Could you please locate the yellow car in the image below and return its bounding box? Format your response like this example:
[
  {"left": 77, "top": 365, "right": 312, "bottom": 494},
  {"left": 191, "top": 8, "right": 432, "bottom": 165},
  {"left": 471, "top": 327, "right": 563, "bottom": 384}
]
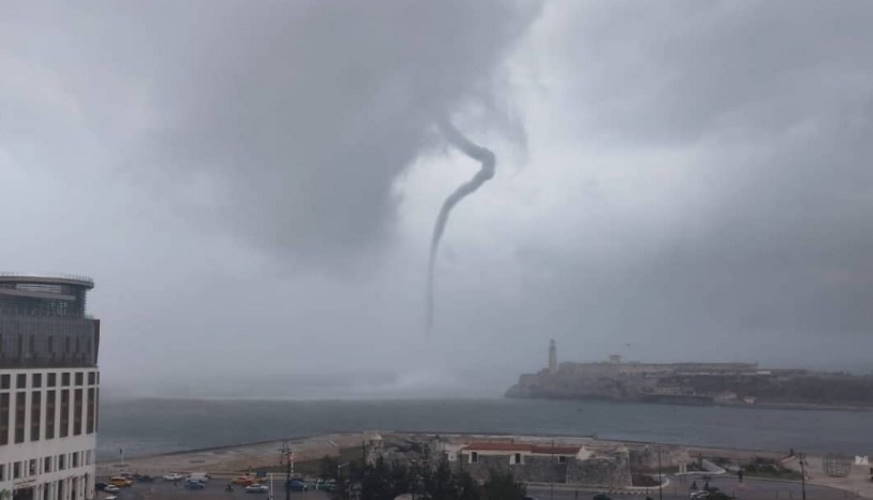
[{"left": 109, "top": 477, "right": 133, "bottom": 487}]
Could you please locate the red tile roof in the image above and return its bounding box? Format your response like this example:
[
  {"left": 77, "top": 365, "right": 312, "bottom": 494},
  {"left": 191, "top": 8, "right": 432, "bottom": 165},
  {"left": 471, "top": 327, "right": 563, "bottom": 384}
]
[{"left": 462, "top": 442, "right": 581, "bottom": 455}]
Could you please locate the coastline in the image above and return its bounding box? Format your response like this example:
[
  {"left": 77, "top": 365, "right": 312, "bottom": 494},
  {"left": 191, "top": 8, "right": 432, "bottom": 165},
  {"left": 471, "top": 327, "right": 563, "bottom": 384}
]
[
  {"left": 97, "top": 431, "right": 873, "bottom": 499},
  {"left": 506, "top": 394, "right": 873, "bottom": 412}
]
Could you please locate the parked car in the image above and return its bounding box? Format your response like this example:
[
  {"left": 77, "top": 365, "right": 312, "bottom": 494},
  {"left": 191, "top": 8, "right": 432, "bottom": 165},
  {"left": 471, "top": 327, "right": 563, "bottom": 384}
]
[
  {"left": 188, "top": 472, "right": 210, "bottom": 483},
  {"left": 163, "top": 472, "right": 185, "bottom": 481},
  {"left": 185, "top": 480, "right": 206, "bottom": 490},
  {"left": 690, "top": 491, "right": 734, "bottom": 500},
  {"left": 103, "top": 485, "right": 120, "bottom": 494},
  {"left": 109, "top": 477, "right": 133, "bottom": 487},
  {"left": 104, "top": 496, "right": 117, "bottom": 500},
  {"left": 95, "top": 482, "right": 107, "bottom": 491},
  {"left": 245, "top": 484, "right": 269, "bottom": 494},
  {"left": 233, "top": 476, "right": 257, "bottom": 486},
  {"left": 316, "top": 479, "right": 336, "bottom": 491},
  {"left": 286, "top": 479, "right": 307, "bottom": 492}
]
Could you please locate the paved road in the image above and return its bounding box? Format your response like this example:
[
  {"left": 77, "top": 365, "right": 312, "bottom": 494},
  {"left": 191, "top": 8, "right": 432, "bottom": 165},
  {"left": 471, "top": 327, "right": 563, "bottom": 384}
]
[
  {"left": 100, "top": 480, "right": 329, "bottom": 500},
  {"left": 99, "top": 475, "right": 860, "bottom": 500},
  {"left": 528, "top": 475, "right": 861, "bottom": 500}
]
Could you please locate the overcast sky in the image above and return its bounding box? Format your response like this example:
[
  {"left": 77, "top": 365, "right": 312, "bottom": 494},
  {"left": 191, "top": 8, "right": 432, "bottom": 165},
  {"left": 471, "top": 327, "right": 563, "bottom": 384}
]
[{"left": 2, "top": 1, "right": 872, "bottom": 397}]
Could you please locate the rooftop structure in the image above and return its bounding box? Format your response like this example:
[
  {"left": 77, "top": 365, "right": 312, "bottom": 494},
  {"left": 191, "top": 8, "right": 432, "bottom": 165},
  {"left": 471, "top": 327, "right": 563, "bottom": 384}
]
[
  {"left": 456, "top": 439, "right": 628, "bottom": 486},
  {"left": 0, "top": 274, "right": 94, "bottom": 320}
]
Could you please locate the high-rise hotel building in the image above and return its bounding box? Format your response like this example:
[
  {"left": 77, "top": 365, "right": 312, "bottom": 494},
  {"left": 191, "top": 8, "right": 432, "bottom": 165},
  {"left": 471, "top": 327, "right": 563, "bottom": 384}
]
[{"left": 0, "top": 275, "right": 99, "bottom": 500}]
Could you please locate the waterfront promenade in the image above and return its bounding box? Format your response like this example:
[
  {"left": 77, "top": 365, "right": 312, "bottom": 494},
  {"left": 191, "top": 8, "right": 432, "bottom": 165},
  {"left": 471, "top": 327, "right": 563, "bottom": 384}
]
[{"left": 98, "top": 432, "right": 873, "bottom": 499}]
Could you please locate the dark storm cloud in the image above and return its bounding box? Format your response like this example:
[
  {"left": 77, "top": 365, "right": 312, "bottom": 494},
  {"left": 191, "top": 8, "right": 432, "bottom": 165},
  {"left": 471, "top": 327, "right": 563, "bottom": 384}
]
[
  {"left": 543, "top": 1, "right": 873, "bottom": 351},
  {"left": 1, "top": 0, "right": 539, "bottom": 260},
  {"left": 565, "top": 1, "right": 873, "bottom": 144},
  {"left": 5, "top": 0, "right": 873, "bottom": 396}
]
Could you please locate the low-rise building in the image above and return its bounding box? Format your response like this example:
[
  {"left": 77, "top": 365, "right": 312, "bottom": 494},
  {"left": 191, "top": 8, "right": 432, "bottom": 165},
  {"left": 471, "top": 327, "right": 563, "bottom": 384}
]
[{"left": 456, "top": 441, "right": 631, "bottom": 487}]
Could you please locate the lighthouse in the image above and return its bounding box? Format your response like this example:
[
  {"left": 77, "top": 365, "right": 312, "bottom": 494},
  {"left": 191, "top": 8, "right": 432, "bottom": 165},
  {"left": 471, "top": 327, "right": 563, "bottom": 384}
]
[{"left": 548, "top": 339, "right": 557, "bottom": 374}]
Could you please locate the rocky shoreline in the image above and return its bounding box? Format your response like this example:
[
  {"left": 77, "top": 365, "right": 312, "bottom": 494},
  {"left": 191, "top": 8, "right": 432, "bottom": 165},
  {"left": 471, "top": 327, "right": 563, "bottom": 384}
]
[{"left": 505, "top": 393, "right": 873, "bottom": 412}]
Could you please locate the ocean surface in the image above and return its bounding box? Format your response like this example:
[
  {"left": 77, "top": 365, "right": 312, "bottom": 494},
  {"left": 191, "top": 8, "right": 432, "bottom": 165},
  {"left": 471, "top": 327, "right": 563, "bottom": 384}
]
[{"left": 97, "top": 397, "right": 873, "bottom": 461}]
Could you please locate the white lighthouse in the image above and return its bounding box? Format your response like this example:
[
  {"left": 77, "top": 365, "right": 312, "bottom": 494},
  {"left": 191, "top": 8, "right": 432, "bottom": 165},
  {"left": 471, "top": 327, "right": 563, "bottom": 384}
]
[{"left": 548, "top": 339, "right": 557, "bottom": 374}]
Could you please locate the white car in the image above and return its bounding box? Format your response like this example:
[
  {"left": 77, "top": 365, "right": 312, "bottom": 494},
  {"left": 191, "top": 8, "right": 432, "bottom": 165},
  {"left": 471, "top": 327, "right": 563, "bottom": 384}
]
[
  {"left": 103, "top": 485, "right": 120, "bottom": 493},
  {"left": 104, "top": 496, "right": 118, "bottom": 500},
  {"left": 245, "top": 484, "right": 269, "bottom": 494},
  {"left": 163, "top": 473, "right": 185, "bottom": 481}
]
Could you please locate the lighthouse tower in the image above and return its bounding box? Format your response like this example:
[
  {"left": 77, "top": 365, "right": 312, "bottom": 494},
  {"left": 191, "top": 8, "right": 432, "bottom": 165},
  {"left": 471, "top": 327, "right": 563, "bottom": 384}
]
[{"left": 548, "top": 339, "right": 557, "bottom": 374}]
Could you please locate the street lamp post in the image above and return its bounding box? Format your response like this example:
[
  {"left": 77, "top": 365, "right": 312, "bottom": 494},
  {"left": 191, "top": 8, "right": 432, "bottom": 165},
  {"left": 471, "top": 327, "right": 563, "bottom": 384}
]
[
  {"left": 550, "top": 440, "right": 555, "bottom": 500},
  {"left": 337, "top": 462, "right": 350, "bottom": 500},
  {"left": 657, "top": 447, "right": 663, "bottom": 500},
  {"left": 799, "top": 452, "right": 807, "bottom": 500},
  {"left": 279, "top": 441, "right": 292, "bottom": 500}
]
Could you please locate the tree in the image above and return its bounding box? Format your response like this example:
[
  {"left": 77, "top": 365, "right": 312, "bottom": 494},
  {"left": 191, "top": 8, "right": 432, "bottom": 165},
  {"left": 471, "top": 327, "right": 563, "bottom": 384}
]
[
  {"left": 425, "top": 459, "right": 458, "bottom": 500},
  {"left": 360, "top": 457, "right": 396, "bottom": 500},
  {"left": 455, "top": 470, "right": 481, "bottom": 500},
  {"left": 481, "top": 470, "right": 526, "bottom": 500},
  {"left": 320, "top": 455, "right": 339, "bottom": 480}
]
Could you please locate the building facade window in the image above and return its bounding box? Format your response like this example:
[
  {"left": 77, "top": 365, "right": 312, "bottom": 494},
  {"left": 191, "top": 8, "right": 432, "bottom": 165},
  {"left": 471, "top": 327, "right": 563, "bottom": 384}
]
[
  {"left": 46, "top": 389, "right": 56, "bottom": 439},
  {"left": 60, "top": 389, "right": 69, "bottom": 438},
  {"left": 74, "top": 373, "right": 83, "bottom": 386},
  {"left": 14, "top": 391, "right": 25, "bottom": 443},
  {"left": 0, "top": 392, "right": 9, "bottom": 445},
  {"left": 87, "top": 372, "right": 95, "bottom": 385},
  {"left": 58, "top": 454, "right": 65, "bottom": 470},
  {"left": 16, "top": 374, "right": 26, "bottom": 388},
  {"left": 44, "top": 456, "right": 52, "bottom": 473},
  {"left": 61, "top": 372, "right": 70, "bottom": 387},
  {"left": 86, "top": 388, "right": 95, "bottom": 434},
  {"left": 33, "top": 373, "right": 42, "bottom": 388},
  {"left": 13, "top": 461, "right": 20, "bottom": 479},
  {"left": 29, "top": 459, "right": 36, "bottom": 476},
  {"left": 471, "top": 452, "right": 479, "bottom": 463},
  {"left": 1, "top": 374, "right": 9, "bottom": 389},
  {"left": 94, "top": 388, "right": 99, "bottom": 431},
  {"left": 73, "top": 389, "right": 83, "bottom": 435},
  {"left": 47, "top": 373, "right": 56, "bottom": 387},
  {"left": 31, "top": 390, "right": 41, "bottom": 441}
]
